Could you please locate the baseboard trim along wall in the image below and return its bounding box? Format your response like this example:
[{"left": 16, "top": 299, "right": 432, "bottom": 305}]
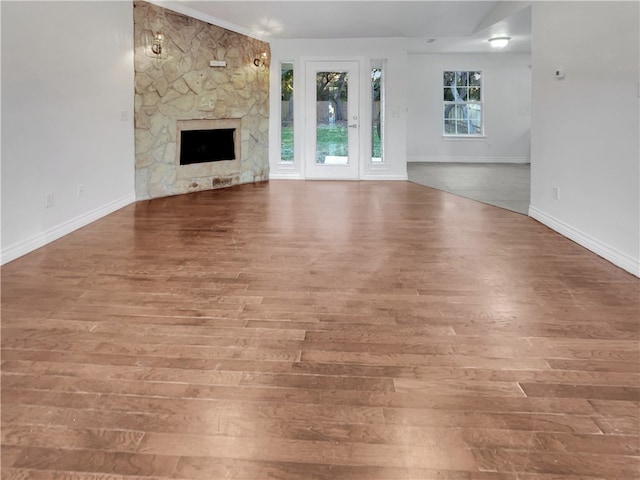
[
  {"left": 361, "top": 174, "right": 408, "bottom": 181},
  {"left": 269, "top": 174, "right": 409, "bottom": 181},
  {"left": 269, "top": 172, "right": 303, "bottom": 180},
  {"left": 1, "top": 193, "right": 136, "bottom": 265},
  {"left": 408, "top": 156, "right": 530, "bottom": 164},
  {"left": 529, "top": 206, "right": 640, "bottom": 277}
]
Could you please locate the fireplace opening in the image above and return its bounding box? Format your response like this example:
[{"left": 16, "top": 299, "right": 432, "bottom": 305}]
[{"left": 179, "top": 128, "right": 236, "bottom": 165}]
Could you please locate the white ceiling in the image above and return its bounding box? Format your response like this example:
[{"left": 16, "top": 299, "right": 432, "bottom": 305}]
[{"left": 155, "top": 0, "right": 531, "bottom": 53}]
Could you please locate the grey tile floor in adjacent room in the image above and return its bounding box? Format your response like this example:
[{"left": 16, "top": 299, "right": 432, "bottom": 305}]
[{"left": 408, "top": 162, "right": 531, "bottom": 215}]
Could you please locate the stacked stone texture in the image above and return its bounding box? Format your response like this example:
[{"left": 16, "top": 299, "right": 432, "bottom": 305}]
[{"left": 134, "top": 1, "right": 270, "bottom": 199}]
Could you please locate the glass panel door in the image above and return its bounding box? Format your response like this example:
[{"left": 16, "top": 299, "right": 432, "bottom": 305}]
[
  {"left": 305, "top": 61, "right": 359, "bottom": 179},
  {"left": 316, "top": 71, "right": 348, "bottom": 166}
]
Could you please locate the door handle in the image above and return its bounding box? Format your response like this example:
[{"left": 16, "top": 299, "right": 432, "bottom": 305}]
[{"left": 348, "top": 124, "right": 358, "bottom": 128}]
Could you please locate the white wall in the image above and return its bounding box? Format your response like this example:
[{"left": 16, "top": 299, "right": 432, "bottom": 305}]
[
  {"left": 269, "top": 37, "right": 408, "bottom": 180},
  {"left": 1, "top": 1, "right": 135, "bottom": 264},
  {"left": 529, "top": 1, "right": 639, "bottom": 276},
  {"left": 407, "top": 53, "right": 531, "bottom": 163}
]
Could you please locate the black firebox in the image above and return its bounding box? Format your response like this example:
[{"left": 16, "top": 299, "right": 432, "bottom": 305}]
[{"left": 179, "top": 128, "right": 235, "bottom": 165}]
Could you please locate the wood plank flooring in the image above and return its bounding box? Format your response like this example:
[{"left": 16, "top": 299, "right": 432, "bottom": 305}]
[{"left": 1, "top": 180, "right": 638, "bottom": 480}]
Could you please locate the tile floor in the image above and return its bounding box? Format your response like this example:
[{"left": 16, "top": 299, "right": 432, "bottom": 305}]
[{"left": 408, "top": 162, "right": 531, "bottom": 215}]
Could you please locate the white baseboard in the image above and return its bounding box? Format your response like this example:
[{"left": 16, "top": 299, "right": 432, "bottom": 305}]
[
  {"left": 1, "top": 193, "right": 136, "bottom": 265},
  {"left": 270, "top": 173, "right": 408, "bottom": 181},
  {"left": 529, "top": 206, "right": 640, "bottom": 277},
  {"left": 409, "top": 155, "right": 530, "bottom": 164},
  {"left": 361, "top": 174, "right": 408, "bottom": 181},
  {"left": 269, "top": 172, "right": 303, "bottom": 180}
]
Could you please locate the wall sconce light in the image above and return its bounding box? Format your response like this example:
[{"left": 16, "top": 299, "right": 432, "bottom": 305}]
[
  {"left": 144, "top": 30, "right": 168, "bottom": 59},
  {"left": 151, "top": 32, "right": 164, "bottom": 55},
  {"left": 253, "top": 51, "right": 268, "bottom": 67},
  {"left": 488, "top": 36, "right": 511, "bottom": 48}
]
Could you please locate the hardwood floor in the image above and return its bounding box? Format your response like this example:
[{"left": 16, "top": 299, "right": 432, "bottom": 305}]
[{"left": 2, "top": 180, "right": 638, "bottom": 480}]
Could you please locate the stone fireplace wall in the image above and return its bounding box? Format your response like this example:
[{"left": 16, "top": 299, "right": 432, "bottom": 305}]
[{"left": 133, "top": 1, "right": 269, "bottom": 199}]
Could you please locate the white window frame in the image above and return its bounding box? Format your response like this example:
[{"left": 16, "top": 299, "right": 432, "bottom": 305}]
[
  {"left": 280, "top": 61, "right": 295, "bottom": 163},
  {"left": 371, "top": 60, "right": 385, "bottom": 164},
  {"left": 443, "top": 70, "right": 484, "bottom": 137}
]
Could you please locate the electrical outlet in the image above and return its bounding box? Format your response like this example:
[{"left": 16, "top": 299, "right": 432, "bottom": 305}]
[
  {"left": 552, "top": 187, "right": 560, "bottom": 200},
  {"left": 77, "top": 184, "right": 84, "bottom": 197},
  {"left": 45, "top": 193, "right": 54, "bottom": 208}
]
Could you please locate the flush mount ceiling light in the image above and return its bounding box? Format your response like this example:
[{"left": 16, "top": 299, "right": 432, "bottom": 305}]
[{"left": 488, "top": 36, "right": 511, "bottom": 48}]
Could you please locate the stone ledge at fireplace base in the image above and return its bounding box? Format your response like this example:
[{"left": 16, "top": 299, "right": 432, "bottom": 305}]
[{"left": 184, "top": 175, "right": 240, "bottom": 192}]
